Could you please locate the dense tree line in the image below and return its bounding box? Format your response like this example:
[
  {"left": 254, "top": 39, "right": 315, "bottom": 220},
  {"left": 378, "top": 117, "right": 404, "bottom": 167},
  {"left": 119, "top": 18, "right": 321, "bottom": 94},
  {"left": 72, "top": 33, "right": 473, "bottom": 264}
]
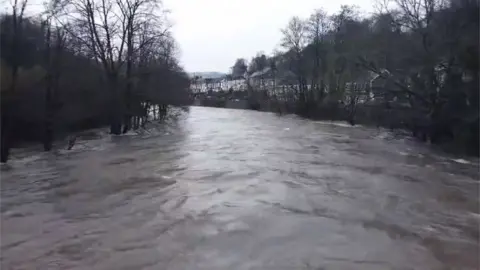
[
  {"left": 232, "top": 0, "right": 479, "bottom": 155},
  {"left": 0, "top": 0, "right": 191, "bottom": 162}
]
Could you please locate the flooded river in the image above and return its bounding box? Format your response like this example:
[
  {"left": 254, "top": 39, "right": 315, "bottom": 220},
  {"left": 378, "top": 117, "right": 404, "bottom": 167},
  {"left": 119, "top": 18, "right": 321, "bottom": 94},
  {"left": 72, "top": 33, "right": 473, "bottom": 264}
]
[{"left": 1, "top": 107, "right": 479, "bottom": 270}]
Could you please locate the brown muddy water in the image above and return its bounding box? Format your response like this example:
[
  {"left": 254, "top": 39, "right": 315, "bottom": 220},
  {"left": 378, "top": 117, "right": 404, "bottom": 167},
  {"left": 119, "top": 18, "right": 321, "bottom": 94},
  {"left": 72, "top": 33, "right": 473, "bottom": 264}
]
[{"left": 1, "top": 106, "right": 479, "bottom": 270}]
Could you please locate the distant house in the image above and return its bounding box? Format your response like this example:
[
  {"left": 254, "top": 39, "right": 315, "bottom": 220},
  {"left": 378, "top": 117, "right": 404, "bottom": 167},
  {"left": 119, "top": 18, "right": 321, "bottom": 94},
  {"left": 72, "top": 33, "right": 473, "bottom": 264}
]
[
  {"left": 231, "top": 73, "right": 246, "bottom": 80},
  {"left": 249, "top": 67, "right": 273, "bottom": 88},
  {"left": 248, "top": 67, "right": 297, "bottom": 89},
  {"left": 369, "top": 69, "right": 396, "bottom": 101}
]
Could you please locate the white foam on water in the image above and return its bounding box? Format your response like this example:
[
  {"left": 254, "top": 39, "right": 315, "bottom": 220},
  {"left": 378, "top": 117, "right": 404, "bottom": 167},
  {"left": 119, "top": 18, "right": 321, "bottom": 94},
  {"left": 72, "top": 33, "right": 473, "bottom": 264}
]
[
  {"left": 123, "top": 131, "right": 139, "bottom": 136},
  {"left": 452, "top": 158, "right": 470, "bottom": 164},
  {"left": 315, "top": 121, "right": 357, "bottom": 128},
  {"left": 376, "top": 132, "right": 389, "bottom": 139},
  {"left": 332, "top": 122, "right": 355, "bottom": 128},
  {"left": 11, "top": 154, "right": 44, "bottom": 164},
  {"left": 469, "top": 212, "right": 480, "bottom": 220}
]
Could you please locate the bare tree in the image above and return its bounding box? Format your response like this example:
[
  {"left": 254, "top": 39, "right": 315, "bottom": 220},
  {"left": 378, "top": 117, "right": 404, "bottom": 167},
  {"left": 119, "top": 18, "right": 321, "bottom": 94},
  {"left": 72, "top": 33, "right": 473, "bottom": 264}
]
[
  {"left": 56, "top": 0, "right": 168, "bottom": 134},
  {"left": 281, "top": 16, "right": 306, "bottom": 56},
  {"left": 305, "top": 8, "right": 331, "bottom": 100},
  {"left": 359, "top": 0, "right": 471, "bottom": 141},
  {"left": 41, "top": 0, "right": 67, "bottom": 151},
  {"left": 280, "top": 16, "right": 308, "bottom": 102},
  {"left": 59, "top": 0, "right": 129, "bottom": 134},
  {"left": 8, "top": 0, "right": 29, "bottom": 94},
  {"left": 117, "top": 0, "right": 167, "bottom": 132},
  {"left": 1, "top": 0, "right": 29, "bottom": 162}
]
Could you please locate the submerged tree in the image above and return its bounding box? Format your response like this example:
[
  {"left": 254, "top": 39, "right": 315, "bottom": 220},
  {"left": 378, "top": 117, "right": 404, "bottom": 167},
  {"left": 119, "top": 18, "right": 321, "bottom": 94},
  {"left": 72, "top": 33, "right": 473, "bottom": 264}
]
[
  {"left": 1, "top": 0, "right": 29, "bottom": 162},
  {"left": 0, "top": 0, "right": 190, "bottom": 162}
]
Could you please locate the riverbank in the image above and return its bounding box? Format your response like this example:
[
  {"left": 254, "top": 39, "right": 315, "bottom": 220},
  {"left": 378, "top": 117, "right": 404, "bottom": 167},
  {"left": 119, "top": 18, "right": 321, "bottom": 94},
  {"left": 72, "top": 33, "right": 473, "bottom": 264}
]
[
  {"left": 1, "top": 106, "right": 190, "bottom": 161},
  {"left": 193, "top": 93, "right": 479, "bottom": 157}
]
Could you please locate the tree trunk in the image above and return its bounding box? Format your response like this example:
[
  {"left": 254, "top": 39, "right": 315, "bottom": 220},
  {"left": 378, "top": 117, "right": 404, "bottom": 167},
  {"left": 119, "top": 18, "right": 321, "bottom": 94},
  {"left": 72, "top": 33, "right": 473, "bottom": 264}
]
[
  {"left": 152, "top": 104, "right": 157, "bottom": 120},
  {"left": 1, "top": 133, "right": 11, "bottom": 163},
  {"left": 1, "top": 100, "right": 12, "bottom": 163},
  {"left": 1, "top": 69, "right": 19, "bottom": 163},
  {"left": 44, "top": 25, "right": 54, "bottom": 151},
  {"left": 133, "top": 116, "right": 140, "bottom": 130},
  {"left": 141, "top": 102, "right": 150, "bottom": 128},
  {"left": 123, "top": 23, "right": 134, "bottom": 134},
  {"left": 122, "top": 96, "right": 132, "bottom": 134},
  {"left": 109, "top": 73, "right": 122, "bottom": 135},
  {"left": 111, "top": 112, "right": 122, "bottom": 134}
]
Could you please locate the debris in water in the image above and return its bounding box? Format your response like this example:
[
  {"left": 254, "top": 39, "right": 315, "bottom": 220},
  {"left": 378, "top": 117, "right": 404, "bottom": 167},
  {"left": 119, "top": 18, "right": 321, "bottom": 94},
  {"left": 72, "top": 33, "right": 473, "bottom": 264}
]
[{"left": 67, "top": 135, "right": 77, "bottom": 150}]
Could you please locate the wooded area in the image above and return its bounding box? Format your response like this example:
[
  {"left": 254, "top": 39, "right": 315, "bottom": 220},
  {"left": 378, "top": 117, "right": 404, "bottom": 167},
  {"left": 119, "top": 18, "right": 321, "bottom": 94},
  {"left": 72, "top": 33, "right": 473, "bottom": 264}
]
[
  {"left": 1, "top": 0, "right": 191, "bottom": 162},
  {"left": 231, "top": 0, "right": 479, "bottom": 155}
]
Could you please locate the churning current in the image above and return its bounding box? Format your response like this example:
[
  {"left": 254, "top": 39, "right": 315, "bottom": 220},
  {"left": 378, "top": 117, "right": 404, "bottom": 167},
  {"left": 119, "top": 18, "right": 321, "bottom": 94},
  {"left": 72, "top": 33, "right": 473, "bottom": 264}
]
[{"left": 1, "top": 106, "right": 479, "bottom": 270}]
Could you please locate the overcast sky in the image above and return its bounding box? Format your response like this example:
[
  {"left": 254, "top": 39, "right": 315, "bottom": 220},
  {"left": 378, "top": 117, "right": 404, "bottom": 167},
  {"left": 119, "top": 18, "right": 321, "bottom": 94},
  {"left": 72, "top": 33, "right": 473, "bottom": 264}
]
[
  {"left": 2, "top": 0, "right": 375, "bottom": 73},
  {"left": 163, "top": 0, "right": 375, "bottom": 73}
]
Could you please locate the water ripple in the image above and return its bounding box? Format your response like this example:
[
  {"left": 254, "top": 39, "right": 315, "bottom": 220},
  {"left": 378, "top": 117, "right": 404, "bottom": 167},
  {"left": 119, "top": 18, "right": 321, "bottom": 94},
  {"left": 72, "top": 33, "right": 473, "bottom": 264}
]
[{"left": 1, "top": 106, "right": 478, "bottom": 270}]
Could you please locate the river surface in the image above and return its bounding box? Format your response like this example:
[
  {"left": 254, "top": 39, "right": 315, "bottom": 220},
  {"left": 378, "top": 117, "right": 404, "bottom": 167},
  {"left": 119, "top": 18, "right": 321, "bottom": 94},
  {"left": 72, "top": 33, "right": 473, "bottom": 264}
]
[{"left": 1, "top": 107, "right": 479, "bottom": 270}]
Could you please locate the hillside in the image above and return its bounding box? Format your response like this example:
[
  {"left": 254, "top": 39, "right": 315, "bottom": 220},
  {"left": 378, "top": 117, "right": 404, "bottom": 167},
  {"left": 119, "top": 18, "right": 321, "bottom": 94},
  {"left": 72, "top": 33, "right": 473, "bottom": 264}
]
[{"left": 189, "top": 72, "right": 226, "bottom": 79}]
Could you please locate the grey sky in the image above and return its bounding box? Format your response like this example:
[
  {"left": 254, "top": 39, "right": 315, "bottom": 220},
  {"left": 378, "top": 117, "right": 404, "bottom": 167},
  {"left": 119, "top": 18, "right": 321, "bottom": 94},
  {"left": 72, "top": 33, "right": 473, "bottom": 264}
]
[
  {"left": 1, "top": 0, "right": 375, "bottom": 73},
  {"left": 164, "top": 0, "right": 375, "bottom": 73}
]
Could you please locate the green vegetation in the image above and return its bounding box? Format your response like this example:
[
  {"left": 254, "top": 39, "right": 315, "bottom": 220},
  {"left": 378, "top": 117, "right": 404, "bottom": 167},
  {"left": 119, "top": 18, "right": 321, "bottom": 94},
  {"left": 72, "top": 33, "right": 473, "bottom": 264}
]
[{"left": 1, "top": 0, "right": 191, "bottom": 162}]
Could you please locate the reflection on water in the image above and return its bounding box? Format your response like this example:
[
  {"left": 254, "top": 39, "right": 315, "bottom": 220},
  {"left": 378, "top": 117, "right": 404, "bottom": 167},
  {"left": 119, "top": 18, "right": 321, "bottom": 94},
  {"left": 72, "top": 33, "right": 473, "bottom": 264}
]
[{"left": 1, "top": 106, "right": 479, "bottom": 270}]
